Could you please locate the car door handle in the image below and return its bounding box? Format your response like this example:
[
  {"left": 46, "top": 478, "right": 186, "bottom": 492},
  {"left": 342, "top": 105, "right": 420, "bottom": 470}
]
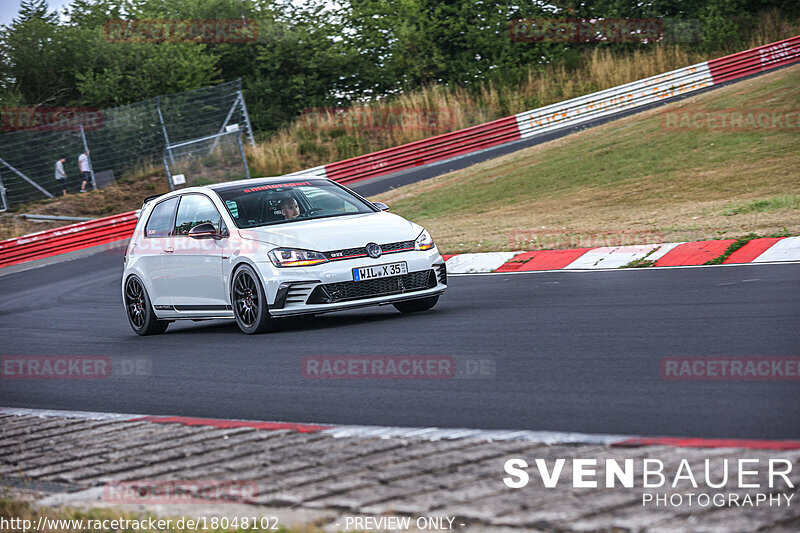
[{"left": 164, "top": 247, "right": 174, "bottom": 253}]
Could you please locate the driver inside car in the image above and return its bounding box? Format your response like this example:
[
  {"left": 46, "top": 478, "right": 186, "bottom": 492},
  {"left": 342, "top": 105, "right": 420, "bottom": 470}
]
[{"left": 280, "top": 197, "right": 300, "bottom": 220}]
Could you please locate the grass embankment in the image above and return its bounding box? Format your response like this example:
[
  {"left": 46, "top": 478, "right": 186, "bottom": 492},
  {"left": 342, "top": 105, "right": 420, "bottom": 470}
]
[{"left": 373, "top": 63, "right": 800, "bottom": 253}]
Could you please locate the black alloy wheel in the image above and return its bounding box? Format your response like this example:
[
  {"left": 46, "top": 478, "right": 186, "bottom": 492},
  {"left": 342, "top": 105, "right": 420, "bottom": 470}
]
[
  {"left": 124, "top": 276, "right": 168, "bottom": 335},
  {"left": 232, "top": 265, "right": 272, "bottom": 334}
]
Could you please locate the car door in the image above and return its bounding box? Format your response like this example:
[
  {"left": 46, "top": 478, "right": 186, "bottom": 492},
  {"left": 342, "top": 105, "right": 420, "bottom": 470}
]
[
  {"left": 136, "top": 197, "right": 178, "bottom": 309},
  {"left": 162, "top": 193, "right": 229, "bottom": 312}
]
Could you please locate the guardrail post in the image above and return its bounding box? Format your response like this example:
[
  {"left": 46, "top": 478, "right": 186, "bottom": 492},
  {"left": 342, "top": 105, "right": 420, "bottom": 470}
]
[
  {"left": 79, "top": 125, "right": 97, "bottom": 191},
  {"left": 0, "top": 173, "right": 8, "bottom": 212},
  {"left": 238, "top": 133, "right": 250, "bottom": 179},
  {"left": 156, "top": 96, "right": 174, "bottom": 164},
  {"left": 162, "top": 153, "right": 175, "bottom": 191},
  {"left": 218, "top": 92, "right": 241, "bottom": 136},
  {"left": 238, "top": 86, "right": 256, "bottom": 148}
]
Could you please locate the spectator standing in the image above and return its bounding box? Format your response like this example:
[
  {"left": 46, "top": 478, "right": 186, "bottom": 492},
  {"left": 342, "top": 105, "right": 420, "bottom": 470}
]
[
  {"left": 54, "top": 157, "right": 67, "bottom": 196},
  {"left": 78, "top": 150, "right": 91, "bottom": 192}
]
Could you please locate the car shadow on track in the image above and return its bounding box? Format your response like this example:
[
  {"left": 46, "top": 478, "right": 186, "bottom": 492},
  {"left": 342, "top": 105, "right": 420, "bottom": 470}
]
[{"left": 162, "top": 307, "right": 447, "bottom": 336}]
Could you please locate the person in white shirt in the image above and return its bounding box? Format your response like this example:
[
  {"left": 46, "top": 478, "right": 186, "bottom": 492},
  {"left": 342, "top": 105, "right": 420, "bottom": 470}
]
[
  {"left": 54, "top": 157, "right": 67, "bottom": 196},
  {"left": 78, "top": 150, "right": 91, "bottom": 192}
]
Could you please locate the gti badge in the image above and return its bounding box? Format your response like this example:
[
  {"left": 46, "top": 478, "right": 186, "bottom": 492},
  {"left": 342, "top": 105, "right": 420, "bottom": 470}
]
[{"left": 366, "top": 242, "right": 382, "bottom": 258}]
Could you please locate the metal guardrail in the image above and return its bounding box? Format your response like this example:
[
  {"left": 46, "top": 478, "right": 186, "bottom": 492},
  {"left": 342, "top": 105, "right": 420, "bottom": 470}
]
[
  {"left": 514, "top": 62, "right": 713, "bottom": 137},
  {"left": 290, "top": 35, "right": 800, "bottom": 185},
  {"left": 0, "top": 211, "right": 138, "bottom": 269}
]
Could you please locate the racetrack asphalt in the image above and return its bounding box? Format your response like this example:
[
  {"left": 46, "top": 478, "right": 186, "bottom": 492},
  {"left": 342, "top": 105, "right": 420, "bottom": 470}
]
[{"left": 1, "top": 251, "right": 798, "bottom": 440}]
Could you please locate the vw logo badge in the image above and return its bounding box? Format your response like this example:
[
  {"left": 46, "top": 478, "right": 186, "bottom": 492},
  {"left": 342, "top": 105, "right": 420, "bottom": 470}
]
[{"left": 366, "top": 242, "right": 382, "bottom": 258}]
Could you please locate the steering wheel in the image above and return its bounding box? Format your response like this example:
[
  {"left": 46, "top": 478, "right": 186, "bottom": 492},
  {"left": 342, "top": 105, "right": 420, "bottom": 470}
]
[{"left": 302, "top": 208, "right": 324, "bottom": 217}]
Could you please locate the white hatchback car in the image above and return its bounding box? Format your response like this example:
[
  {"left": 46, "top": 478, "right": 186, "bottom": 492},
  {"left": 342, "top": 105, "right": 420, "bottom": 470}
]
[{"left": 122, "top": 177, "right": 447, "bottom": 335}]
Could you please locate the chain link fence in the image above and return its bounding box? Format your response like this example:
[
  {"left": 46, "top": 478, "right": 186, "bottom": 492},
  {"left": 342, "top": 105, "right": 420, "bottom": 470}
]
[
  {"left": 164, "top": 128, "right": 249, "bottom": 189},
  {"left": 0, "top": 79, "right": 254, "bottom": 210}
]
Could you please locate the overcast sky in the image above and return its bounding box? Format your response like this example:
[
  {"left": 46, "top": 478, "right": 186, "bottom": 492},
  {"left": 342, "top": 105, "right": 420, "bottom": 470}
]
[{"left": 0, "top": 0, "right": 72, "bottom": 27}]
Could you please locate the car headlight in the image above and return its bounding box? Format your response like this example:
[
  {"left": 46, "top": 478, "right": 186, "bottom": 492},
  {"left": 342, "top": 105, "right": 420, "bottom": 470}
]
[
  {"left": 415, "top": 229, "right": 435, "bottom": 251},
  {"left": 268, "top": 248, "right": 329, "bottom": 267}
]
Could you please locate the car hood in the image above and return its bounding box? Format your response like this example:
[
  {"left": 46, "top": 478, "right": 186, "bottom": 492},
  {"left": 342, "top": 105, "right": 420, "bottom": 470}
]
[{"left": 236, "top": 212, "right": 421, "bottom": 251}]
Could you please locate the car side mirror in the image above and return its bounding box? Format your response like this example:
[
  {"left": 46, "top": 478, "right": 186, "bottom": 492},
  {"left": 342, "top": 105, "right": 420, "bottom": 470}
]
[
  {"left": 188, "top": 222, "right": 221, "bottom": 240},
  {"left": 373, "top": 202, "right": 390, "bottom": 211}
]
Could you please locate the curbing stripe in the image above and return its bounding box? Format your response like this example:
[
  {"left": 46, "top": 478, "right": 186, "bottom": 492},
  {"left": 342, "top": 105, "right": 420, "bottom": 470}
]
[
  {"left": 131, "top": 415, "right": 330, "bottom": 433},
  {"left": 565, "top": 244, "right": 663, "bottom": 270},
  {"left": 2, "top": 406, "right": 799, "bottom": 450},
  {"left": 494, "top": 248, "right": 592, "bottom": 272},
  {"left": 0, "top": 407, "right": 144, "bottom": 421},
  {"left": 443, "top": 251, "right": 521, "bottom": 273},
  {"left": 654, "top": 239, "right": 737, "bottom": 267},
  {"left": 320, "top": 425, "right": 629, "bottom": 445},
  {"left": 615, "top": 437, "right": 800, "bottom": 450},
  {"left": 752, "top": 236, "right": 800, "bottom": 263},
  {"left": 444, "top": 237, "right": 800, "bottom": 273},
  {"left": 723, "top": 237, "right": 783, "bottom": 264}
]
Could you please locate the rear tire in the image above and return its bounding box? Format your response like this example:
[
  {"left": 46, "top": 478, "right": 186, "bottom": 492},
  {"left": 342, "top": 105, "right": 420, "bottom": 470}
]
[
  {"left": 393, "top": 295, "right": 439, "bottom": 313},
  {"left": 232, "top": 265, "right": 272, "bottom": 334},
  {"left": 124, "top": 276, "right": 169, "bottom": 336}
]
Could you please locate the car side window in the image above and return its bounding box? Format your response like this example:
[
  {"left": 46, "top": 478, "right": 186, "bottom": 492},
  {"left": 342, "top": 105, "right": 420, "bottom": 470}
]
[
  {"left": 174, "top": 194, "right": 222, "bottom": 236},
  {"left": 144, "top": 197, "right": 178, "bottom": 238}
]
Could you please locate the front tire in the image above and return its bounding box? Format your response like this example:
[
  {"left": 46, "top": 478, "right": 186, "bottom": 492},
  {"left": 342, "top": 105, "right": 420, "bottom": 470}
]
[
  {"left": 232, "top": 265, "right": 272, "bottom": 334},
  {"left": 124, "top": 276, "right": 169, "bottom": 336},
  {"left": 393, "top": 295, "right": 439, "bottom": 313}
]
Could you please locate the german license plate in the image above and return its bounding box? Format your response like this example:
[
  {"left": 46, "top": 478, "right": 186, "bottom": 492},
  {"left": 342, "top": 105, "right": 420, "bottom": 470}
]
[{"left": 353, "top": 261, "right": 408, "bottom": 281}]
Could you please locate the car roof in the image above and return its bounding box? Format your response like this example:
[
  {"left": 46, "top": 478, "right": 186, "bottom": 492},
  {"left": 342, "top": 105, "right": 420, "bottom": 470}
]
[
  {"left": 208, "top": 176, "right": 327, "bottom": 192},
  {"left": 141, "top": 176, "right": 329, "bottom": 209}
]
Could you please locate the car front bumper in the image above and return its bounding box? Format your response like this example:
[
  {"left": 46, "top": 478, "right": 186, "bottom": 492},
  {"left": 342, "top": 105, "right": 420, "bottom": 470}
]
[{"left": 255, "top": 248, "right": 447, "bottom": 317}]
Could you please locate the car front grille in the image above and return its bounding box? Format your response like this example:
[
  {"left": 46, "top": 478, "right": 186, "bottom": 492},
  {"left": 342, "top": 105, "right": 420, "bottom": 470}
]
[
  {"left": 326, "top": 240, "right": 415, "bottom": 261},
  {"left": 307, "top": 269, "right": 437, "bottom": 304}
]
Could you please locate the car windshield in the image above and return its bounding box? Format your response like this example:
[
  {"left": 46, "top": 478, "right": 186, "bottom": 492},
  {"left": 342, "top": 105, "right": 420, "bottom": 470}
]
[{"left": 214, "top": 179, "right": 376, "bottom": 228}]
